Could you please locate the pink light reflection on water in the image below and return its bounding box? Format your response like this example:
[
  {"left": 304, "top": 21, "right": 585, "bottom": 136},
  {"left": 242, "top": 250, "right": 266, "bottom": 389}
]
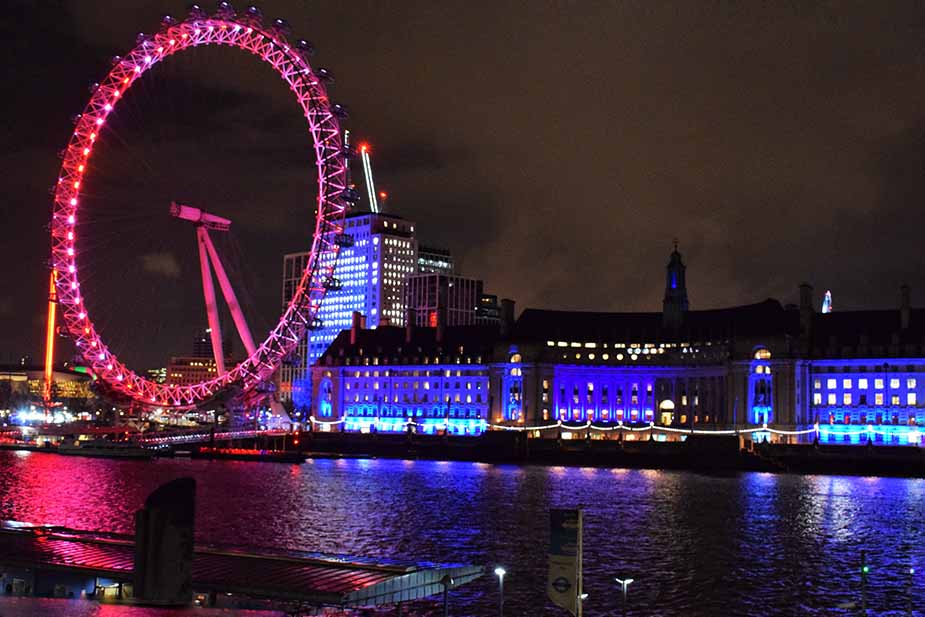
[{"left": 0, "top": 598, "right": 284, "bottom": 616}]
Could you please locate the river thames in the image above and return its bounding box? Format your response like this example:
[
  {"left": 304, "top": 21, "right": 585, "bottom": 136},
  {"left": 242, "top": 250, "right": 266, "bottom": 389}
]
[{"left": 1, "top": 451, "right": 925, "bottom": 615}]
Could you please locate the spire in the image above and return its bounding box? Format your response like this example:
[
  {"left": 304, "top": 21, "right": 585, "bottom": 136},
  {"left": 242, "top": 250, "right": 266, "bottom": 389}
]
[{"left": 663, "top": 241, "right": 689, "bottom": 330}]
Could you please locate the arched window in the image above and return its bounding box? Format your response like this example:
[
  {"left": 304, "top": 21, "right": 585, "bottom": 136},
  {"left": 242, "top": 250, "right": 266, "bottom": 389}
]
[{"left": 754, "top": 347, "right": 771, "bottom": 360}]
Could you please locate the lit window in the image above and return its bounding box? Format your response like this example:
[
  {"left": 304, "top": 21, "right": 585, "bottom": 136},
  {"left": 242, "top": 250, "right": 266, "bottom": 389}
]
[
  {"left": 754, "top": 348, "right": 771, "bottom": 360},
  {"left": 859, "top": 378, "right": 868, "bottom": 389},
  {"left": 843, "top": 393, "right": 852, "bottom": 405},
  {"left": 813, "top": 393, "right": 822, "bottom": 405},
  {"left": 827, "top": 379, "right": 836, "bottom": 389},
  {"left": 875, "top": 379, "right": 884, "bottom": 389},
  {"left": 875, "top": 393, "right": 884, "bottom": 405},
  {"left": 909, "top": 393, "right": 917, "bottom": 406},
  {"left": 828, "top": 393, "right": 836, "bottom": 405},
  {"left": 909, "top": 378, "right": 917, "bottom": 389},
  {"left": 843, "top": 379, "right": 852, "bottom": 389},
  {"left": 892, "top": 395, "right": 901, "bottom": 406},
  {"left": 814, "top": 379, "right": 821, "bottom": 389},
  {"left": 891, "top": 378, "right": 900, "bottom": 389}
]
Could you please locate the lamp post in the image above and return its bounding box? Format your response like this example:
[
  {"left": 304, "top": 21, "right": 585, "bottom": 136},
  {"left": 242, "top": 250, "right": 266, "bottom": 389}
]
[
  {"left": 615, "top": 577, "right": 634, "bottom": 616},
  {"left": 440, "top": 574, "right": 454, "bottom": 617},
  {"left": 494, "top": 567, "right": 506, "bottom": 617}
]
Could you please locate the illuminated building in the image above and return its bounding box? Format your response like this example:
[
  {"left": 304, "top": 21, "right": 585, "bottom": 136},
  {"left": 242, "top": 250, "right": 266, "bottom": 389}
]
[
  {"left": 145, "top": 367, "right": 167, "bottom": 384},
  {"left": 0, "top": 365, "right": 95, "bottom": 420},
  {"left": 417, "top": 245, "right": 455, "bottom": 274},
  {"left": 311, "top": 313, "right": 496, "bottom": 434},
  {"left": 310, "top": 244, "right": 925, "bottom": 447},
  {"left": 166, "top": 331, "right": 232, "bottom": 387},
  {"left": 281, "top": 211, "right": 418, "bottom": 407},
  {"left": 166, "top": 357, "right": 224, "bottom": 387},
  {"left": 279, "top": 251, "right": 311, "bottom": 405},
  {"left": 475, "top": 294, "right": 502, "bottom": 327},
  {"left": 406, "top": 273, "right": 483, "bottom": 327},
  {"left": 801, "top": 283, "right": 925, "bottom": 445}
]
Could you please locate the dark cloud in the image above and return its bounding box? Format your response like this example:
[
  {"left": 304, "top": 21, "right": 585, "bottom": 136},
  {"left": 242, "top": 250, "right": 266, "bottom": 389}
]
[
  {"left": 140, "top": 252, "right": 182, "bottom": 278},
  {"left": 4, "top": 1, "right": 925, "bottom": 369}
]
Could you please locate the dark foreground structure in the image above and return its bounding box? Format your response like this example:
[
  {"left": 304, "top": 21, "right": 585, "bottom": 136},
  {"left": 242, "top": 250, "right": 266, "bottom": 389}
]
[{"left": 0, "top": 479, "right": 482, "bottom": 613}]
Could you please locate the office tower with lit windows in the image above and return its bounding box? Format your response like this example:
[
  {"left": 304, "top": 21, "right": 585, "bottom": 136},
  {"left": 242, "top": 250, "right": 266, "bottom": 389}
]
[
  {"left": 280, "top": 211, "right": 418, "bottom": 406},
  {"left": 406, "top": 273, "right": 483, "bottom": 327},
  {"left": 417, "top": 245, "right": 455, "bottom": 274}
]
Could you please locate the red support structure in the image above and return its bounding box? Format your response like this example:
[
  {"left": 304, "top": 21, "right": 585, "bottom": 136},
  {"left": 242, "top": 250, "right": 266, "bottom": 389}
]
[
  {"left": 201, "top": 228, "right": 257, "bottom": 357},
  {"left": 197, "top": 226, "right": 226, "bottom": 376}
]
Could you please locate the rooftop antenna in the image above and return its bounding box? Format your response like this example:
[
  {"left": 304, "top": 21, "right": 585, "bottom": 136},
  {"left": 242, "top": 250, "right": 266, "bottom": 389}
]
[{"left": 358, "top": 142, "right": 379, "bottom": 213}]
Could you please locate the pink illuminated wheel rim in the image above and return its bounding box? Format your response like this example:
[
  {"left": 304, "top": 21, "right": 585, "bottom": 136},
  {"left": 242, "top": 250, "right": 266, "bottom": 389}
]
[{"left": 49, "top": 9, "right": 349, "bottom": 408}]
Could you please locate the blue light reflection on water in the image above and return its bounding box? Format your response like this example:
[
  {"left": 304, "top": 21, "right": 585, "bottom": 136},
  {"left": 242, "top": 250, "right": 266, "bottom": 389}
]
[{"left": 1, "top": 452, "right": 925, "bottom": 615}]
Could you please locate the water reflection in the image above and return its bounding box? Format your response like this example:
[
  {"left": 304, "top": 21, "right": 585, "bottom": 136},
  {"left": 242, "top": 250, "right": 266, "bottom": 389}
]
[{"left": 1, "top": 452, "right": 925, "bottom": 615}]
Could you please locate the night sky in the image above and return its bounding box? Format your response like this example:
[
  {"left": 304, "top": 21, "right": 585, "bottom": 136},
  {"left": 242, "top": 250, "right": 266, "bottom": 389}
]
[{"left": 3, "top": 1, "right": 925, "bottom": 369}]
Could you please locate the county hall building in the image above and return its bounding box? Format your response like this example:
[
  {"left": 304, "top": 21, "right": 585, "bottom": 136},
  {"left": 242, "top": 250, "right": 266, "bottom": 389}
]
[{"left": 310, "top": 246, "right": 925, "bottom": 445}]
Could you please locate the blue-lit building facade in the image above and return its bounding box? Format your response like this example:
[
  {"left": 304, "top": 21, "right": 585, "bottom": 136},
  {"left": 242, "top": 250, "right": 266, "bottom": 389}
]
[
  {"left": 312, "top": 319, "right": 496, "bottom": 434},
  {"left": 801, "top": 286, "right": 925, "bottom": 445},
  {"left": 280, "top": 211, "right": 418, "bottom": 408},
  {"left": 310, "top": 246, "right": 925, "bottom": 446}
]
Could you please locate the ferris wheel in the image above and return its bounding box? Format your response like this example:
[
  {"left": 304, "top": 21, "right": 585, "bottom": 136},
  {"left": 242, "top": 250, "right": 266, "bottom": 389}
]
[{"left": 49, "top": 4, "right": 355, "bottom": 409}]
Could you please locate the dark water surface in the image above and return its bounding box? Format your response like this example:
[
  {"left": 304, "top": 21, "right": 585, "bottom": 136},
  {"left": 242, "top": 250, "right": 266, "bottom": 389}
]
[{"left": 2, "top": 450, "right": 925, "bottom": 615}]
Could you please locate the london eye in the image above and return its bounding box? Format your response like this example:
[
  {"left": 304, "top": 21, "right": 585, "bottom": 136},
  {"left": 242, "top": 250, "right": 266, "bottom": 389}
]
[{"left": 48, "top": 4, "right": 352, "bottom": 411}]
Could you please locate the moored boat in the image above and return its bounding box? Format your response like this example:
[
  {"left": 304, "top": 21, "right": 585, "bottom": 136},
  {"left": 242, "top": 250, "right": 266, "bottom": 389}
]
[{"left": 57, "top": 439, "right": 155, "bottom": 459}]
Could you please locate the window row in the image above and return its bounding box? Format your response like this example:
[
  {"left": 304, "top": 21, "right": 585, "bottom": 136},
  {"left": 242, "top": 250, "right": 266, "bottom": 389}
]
[
  {"left": 813, "top": 392, "right": 917, "bottom": 406},
  {"left": 814, "top": 377, "right": 918, "bottom": 390}
]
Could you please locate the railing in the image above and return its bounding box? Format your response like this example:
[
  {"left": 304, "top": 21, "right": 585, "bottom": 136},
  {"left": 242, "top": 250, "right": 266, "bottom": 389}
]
[
  {"left": 137, "top": 429, "right": 288, "bottom": 446},
  {"left": 308, "top": 417, "right": 820, "bottom": 437}
]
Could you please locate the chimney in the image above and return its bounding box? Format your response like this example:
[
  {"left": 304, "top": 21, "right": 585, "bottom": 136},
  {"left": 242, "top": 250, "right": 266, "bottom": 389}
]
[
  {"left": 350, "top": 311, "right": 363, "bottom": 345},
  {"left": 901, "top": 284, "right": 911, "bottom": 330},
  {"left": 405, "top": 307, "right": 415, "bottom": 343},
  {"left": 799, "top": 283, "right": 814, "bottom": 336},
  {"left": 500, "top": 298, "right": 516, "bottom": 337}
]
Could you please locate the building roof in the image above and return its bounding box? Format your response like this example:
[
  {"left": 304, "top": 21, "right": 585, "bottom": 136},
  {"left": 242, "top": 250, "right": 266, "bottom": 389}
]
[
  {"left": 512, "top": 299, "right": 799, "bottom": 343},
  {"left": 345, "top": 209, "right": 407, "bottom": 221},
  {"left": 810, "top": 308, "right": 925, "bottom": 351},
  {"left": 318, "top": 325, "right": 501, "bottom": 365},
  {"left": 0, "top": 521, "right": 483, "bottom": 607}
]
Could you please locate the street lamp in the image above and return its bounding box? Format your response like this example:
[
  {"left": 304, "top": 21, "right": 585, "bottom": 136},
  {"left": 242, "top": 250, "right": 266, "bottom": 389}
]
[
  {"left": 615, "top": 577, "right": 634, "bottom": 616},
  {"left": 494, "top": 567, "right": 506, "bottom": 617}
]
